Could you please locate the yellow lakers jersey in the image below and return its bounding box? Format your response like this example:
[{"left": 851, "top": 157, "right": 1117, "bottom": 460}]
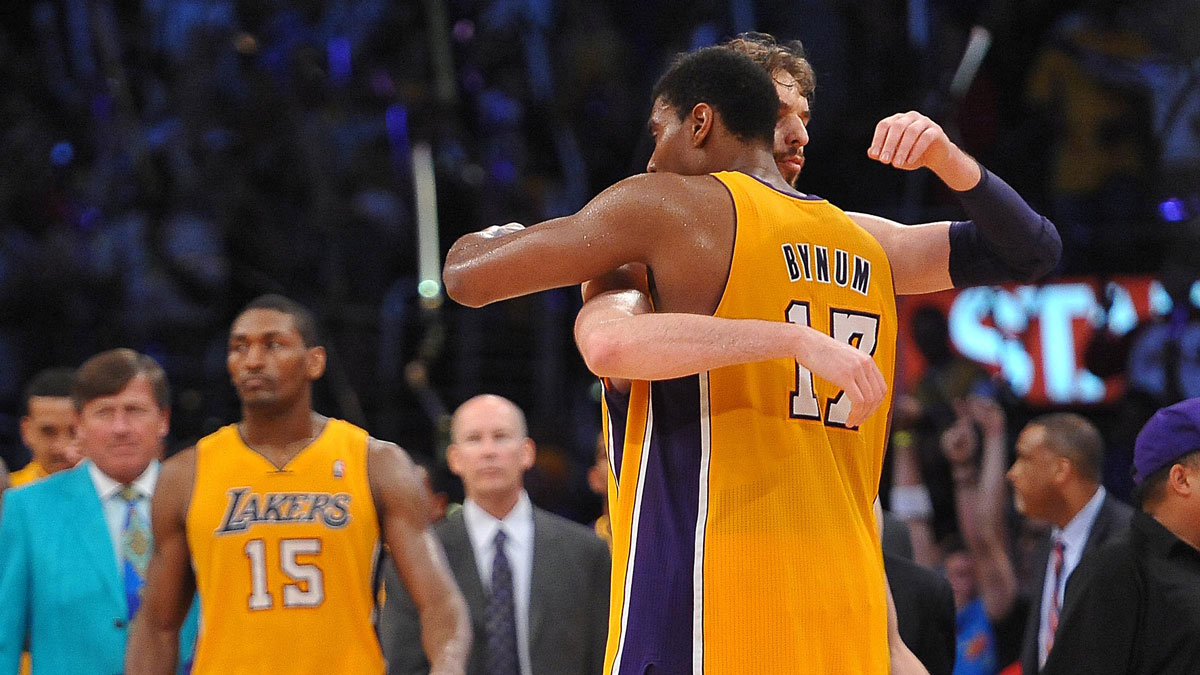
[
  {"left": 602, "top": 171, "right": 898, "bottom": 675},
  {"left": 187, "top": 419, "right": 384, "bottom": 674}
]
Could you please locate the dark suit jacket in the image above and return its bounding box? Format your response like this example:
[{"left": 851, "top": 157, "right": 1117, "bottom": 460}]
[
  {"left": 380, "top": 506, "right": 611, "bottom": 675},
  {"left": 1019, "top": 492, "right": 1133, "bottom": 674},
  {"left": 885, "top": 552, "right": 957, "bottom": 675}
]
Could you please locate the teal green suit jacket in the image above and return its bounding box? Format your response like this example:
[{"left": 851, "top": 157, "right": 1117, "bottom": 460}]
[{"left": 0, "top": 462, "right": 196, "bottom": 674}]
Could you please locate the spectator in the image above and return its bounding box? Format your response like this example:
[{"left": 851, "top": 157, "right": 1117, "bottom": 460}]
[
  {"left": 0, "top": 349, "right": 195, "bottom": 674},
  {"left": 9, "top": 367, "right": 80, "bottom": 487},
  {"left": 1042, "top": 398, "right": 1200, "bottom": 674},
  {"left": 940, "top": 397, "right": 1019, "bottom": 674},
  {"left": 380, "top": 394, "right": 610, "bottom": 675},
  {"left": 1007, "top": 413, "right": 1133, "bottom": 674}
]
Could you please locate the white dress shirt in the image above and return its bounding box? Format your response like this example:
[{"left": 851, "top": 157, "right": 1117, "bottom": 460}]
[
  {"left": 462, "top": 492, "right": 535, "bottom": 675},
  {"left": 87, "top": 460, "right": 160, "bottom": 572},
  {"left": 1038, "top": 485, "right": 1107, "bottom": 668}
]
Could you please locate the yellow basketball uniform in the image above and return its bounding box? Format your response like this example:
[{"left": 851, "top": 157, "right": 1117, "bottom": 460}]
[
  {"left": 187, "top": 419, "right": 384, "bottom": 674},
  {"left": 602, "top": 171, "right": 898, "bottom": 674}
]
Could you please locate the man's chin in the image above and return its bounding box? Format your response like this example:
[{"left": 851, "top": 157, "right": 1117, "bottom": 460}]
[{"left": 241, "top": 394, "right": 280, "bottom": 408}]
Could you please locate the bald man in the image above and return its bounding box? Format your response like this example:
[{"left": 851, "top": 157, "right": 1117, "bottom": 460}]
[{"left": 381, "top": 395, "right": 611, "bottom": 675}]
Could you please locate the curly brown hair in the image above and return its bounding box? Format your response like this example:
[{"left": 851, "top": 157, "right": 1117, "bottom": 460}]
[{"left": 723, "top": 32, "right": 816, "bottom": 101}]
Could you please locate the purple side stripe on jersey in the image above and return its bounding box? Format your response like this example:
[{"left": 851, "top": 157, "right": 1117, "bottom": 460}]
[
  {"left": 616, "top": 375, "right": 704, "bottom": 675},
  {"left": 603, "top": 384, "right": 631, "bottom": 482}
]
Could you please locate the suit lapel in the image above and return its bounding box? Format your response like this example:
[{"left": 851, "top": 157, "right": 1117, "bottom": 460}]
[
  {"left": 1028, "top": 532, "right": 1053, "bottom": 634},
  {"left": 441, "top": 512, "right": 488, "bottom": 633},
  {"left": 527, "top": 508, "right": 554, "bottom": 656},
  {"left": 1082, "top": 496, "right": 1117, "bottom": 555},
  {"left": 63, "top": 464, "right": 124, "bottom": 606}
]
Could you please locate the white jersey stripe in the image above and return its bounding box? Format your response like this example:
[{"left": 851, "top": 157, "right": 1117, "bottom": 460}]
[
  {"left": 609, "top": 394, "right": 654, "bottom": 675},
  {"left": 692, "top": 372, "right": 713, "bottom": 675}
]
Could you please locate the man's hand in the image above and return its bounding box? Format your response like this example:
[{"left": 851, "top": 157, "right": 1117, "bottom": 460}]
[
  {"left": 867, "top": 111, "right": 980, "bottom": 190},
  {"left": 966, "top": 395, "right": 1006, "bottom": 439},
  {"left": 797, "top": 327, "right": 887, "bottom": 428}
]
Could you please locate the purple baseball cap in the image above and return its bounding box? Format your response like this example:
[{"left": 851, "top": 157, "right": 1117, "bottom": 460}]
[{"left": 1133, "top": 398, "right": 1200, "bottom": 485}]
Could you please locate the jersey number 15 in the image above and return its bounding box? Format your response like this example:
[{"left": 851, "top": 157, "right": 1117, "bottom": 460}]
[{"left": 244, "top": 538, "right": 326, "bottom": 610}]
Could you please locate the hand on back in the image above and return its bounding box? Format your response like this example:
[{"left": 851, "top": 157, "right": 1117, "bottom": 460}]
[{"left": 798, "top": 327, "right": 888, "bottom": 429}]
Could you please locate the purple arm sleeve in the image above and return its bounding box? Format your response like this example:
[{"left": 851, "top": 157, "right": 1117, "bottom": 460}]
[{"left": 948, "top": 166, "right": 1062, "bottom": 287}]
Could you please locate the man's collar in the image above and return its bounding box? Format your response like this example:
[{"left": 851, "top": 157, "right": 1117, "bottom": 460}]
[
  {"left": 1053, "top": 485, "right": 1107, "bottom": 546},
  {"left": 462, "top": 491, "right": 533, "bottom": 545},
  {"left": 86, "top": 459, "right": 160, "bottom": 501},
  {"left": 1134, "top": 509, "right": 1200, "bottom": 559}
]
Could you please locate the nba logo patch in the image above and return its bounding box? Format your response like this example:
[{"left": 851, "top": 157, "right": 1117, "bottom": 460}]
[{"left": 332, "top": 460, "right": 345, "bottom": 478}]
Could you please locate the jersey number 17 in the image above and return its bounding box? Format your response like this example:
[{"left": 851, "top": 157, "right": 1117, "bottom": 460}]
[{"left": 786, "top": 301, "right": 880, "bottom": 429}]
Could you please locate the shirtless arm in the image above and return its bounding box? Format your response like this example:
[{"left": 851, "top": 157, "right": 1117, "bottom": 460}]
[
  {"left": 852, "top": 111, "right": 1059, "bottom": 295},
  {"left": 369, "top": 440, "right": 471, "bottom": 675},
  {"left": 126, "top": 449, "right": 198, "bottom": 675},
  {"left": 575, "top": 288, "right": 888, "bottom": 428},
  {"left": 443, "top": 173, "right": 719, "bottom": 308}
]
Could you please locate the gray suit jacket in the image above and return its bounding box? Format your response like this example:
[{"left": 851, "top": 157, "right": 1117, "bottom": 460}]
[
  {"left": 1019, "top": 492, "right": 1133, "bottom": 674},
  {"left": 380, "top": 506, "right": 611, "bottom": 675}
]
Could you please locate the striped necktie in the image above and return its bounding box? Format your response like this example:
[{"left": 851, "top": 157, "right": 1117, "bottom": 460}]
[
  {"left": 1045, "top": 537, "right": 1066, "bottom": 654},
  {"left": 119, "top": 485, "right": 151, "bottom": 618}
]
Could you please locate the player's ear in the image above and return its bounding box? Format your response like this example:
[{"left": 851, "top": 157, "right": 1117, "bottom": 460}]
[
  {"left": 306, "top": 346, "right": 327, "bottom": 380},
  {"left": 690, "top": 102, "right": 714, "bottom": 146},
  {"left": 446, "top": 444, "right": 464, "bottom": 477},
  {"left": 520, "top": 437, "right": 536, "bottom": 472}
]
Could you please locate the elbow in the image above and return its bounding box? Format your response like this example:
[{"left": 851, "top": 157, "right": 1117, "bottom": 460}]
[
  {"left": 1016, "top": 217, "right": 1063, "bottom": 282},
  {"left": 575, "top": 320, "right": 627, "bottom": 378},
  {"left": 441, "top": 263, "right": 486, "bottom": 308}
]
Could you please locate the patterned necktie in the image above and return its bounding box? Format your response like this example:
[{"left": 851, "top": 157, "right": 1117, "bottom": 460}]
[
  {"left": 119, "top": 485, "right": 151, "bottom": 619},
  {"left": 485, "top": 529, "right": 520, "bottom": 675},
  {"left": 1045, "top": 537, "right": 1067, "bottom": 654}
]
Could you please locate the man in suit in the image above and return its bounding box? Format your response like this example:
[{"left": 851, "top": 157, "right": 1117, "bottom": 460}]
[
  {"left": 880, "top": 510, "right": 957, "bottom": 675},
  {"left": 1006, "top": 413, "right": 1132, "bottom": 674},
  {"left": 381, "top": 394, "right": 610, "bottom": 675},
  {"left": 0, "top": 349, "right": 195, "bottom": 675}
]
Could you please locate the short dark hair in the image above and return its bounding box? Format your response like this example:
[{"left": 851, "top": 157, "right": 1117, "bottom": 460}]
[
  {"left": 236, "top": 294, "right": 320, "bottom": 347},
  {"left": 1029, "top": 413, "right": 1105, "bottom": 484},
  {"left": 723, "top": 32, "right": 816, "bottom": 101},
  {"left": 22, "top": 367, "right": 76, "bottom": 414},
  {"left": 1135, "top": 450, "right": 1200, "bottom": 509},
  {"left": 651, "top": 46, "right": 778, "bottom": 148},
  {"left": 73, "top": 349, "right": 170, "bottom": 411}
]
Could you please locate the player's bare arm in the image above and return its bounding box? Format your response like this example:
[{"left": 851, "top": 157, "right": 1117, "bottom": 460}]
[
  {"left": 849, "top": 111, "right": 1060, "bottom": 295},
  {"left": 443, "top": 172, "right": 732, "bottom": 314},
  {"left": 575, "top": 288, "right": 887, "bottom": 428},
  {"left": 368, "top": 439, "right": 471, "bottom": 675},
  {"left": 125, "top": 448, "right": 198, "bottom": 675}
]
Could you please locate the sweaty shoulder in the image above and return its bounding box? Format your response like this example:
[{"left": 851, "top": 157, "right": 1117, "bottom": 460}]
[
  {"left": 604, "top": 172, "right": 731, "bottom": 213},
  {"left": 366, "top": 438, "right": 430, "bottom": 523}
]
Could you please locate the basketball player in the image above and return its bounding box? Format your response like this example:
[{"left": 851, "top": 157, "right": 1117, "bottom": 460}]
[
  {"left": 445, "top": 47, "right": 903, "bottom": 674},
  {"left": 125, "top": 295, "right": 471, "bottom": 675},
  {"left": 724, "top": 32, "right": 1059, "bottom": 295}
]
